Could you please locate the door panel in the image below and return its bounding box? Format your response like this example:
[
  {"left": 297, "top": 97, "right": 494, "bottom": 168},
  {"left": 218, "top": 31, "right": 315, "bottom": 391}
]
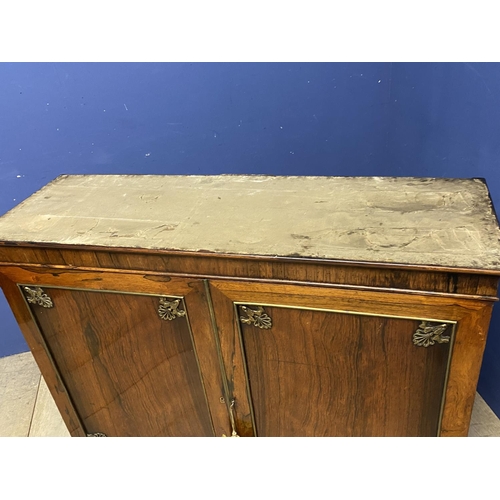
[
  {"left": 208, "top": 280, "right": 476, "bottom": 437},
  {"left": 23, "top": 285, "right": 214, "bottom": 437},
  {"left": 239, "top": 306, "right": 452, "bottom": 436}
]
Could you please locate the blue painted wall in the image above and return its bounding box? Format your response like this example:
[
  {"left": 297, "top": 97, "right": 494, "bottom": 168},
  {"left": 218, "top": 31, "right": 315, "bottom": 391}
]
[{"left": 0, "top": 62, "right": 499, "bottom": 416}]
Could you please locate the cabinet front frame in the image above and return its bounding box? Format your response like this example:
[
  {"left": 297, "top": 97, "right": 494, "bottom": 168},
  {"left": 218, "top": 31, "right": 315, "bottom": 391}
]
[{"left": 0, "top": 264, "right": 495, "bottom": 437}]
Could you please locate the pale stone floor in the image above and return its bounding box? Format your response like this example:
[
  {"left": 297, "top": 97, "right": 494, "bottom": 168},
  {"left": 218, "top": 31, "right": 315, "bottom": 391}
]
[{"left": 1, "top": 351, "right": 499, "bottom": 437}]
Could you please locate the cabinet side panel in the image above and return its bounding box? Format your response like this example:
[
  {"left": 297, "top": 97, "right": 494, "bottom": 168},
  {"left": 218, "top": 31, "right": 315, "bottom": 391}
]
[
  {"left": 240, "top": 306, "right": 451, "bottom": 437},
  {"left": 24, "top": 287, "right": 214, "bottom": 437}
]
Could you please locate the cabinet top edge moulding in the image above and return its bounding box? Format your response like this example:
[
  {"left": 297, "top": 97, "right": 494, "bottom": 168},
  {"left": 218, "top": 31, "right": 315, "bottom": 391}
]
[{"left": 0, "top": 174, "right": 500, "bottom": 274}]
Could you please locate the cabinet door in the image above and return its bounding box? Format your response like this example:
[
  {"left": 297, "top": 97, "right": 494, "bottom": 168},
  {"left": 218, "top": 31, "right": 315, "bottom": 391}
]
[
  {"left": 0, "top": 268, "right": 228, "bottom": 437},
  {"left": 208, "top": 280, "right": 492, "bottom": 437}
]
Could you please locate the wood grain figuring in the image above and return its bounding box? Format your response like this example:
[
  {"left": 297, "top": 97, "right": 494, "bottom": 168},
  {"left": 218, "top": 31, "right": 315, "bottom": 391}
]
[
  {"left": 210, "top": 280, "right": 488, "bottom": 321},
  {"left": 439, "top": 303, "right": 494, "bottom": 436},
  {"left": 0, "top": 274, "right": 85, "bottom": 436},
  {"left": 183, "top": 281, "right": 233, "bottom": 437},
  {"left": 1, "top": 352, "right": 498, "bottom": 437},
  {"left": 27, "top": 287, "right": 213, "bottom": 437},
  {"left": 1, "top": 269, "right": 231, "bottom": 437},
  {"left": 208, "top": 284, "right": 256, "bottom": 437},
  {"left": 240, "top": 307, "right": 450, "bottom": 436},
  {"left": 1, "top": 175, "right": 499, "bottom": 271},
  {"left": 1, "top": 268, "right": 493, "bottom": 437},
  {"left": 0, "top": 246, "right": 498, "bottom": 296},
  {"left": 211, "top": 279, "right": 493, "bottom": 437}
]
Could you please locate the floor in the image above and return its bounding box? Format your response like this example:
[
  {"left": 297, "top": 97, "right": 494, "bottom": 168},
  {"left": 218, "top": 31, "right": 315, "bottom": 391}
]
[{"left": 1, "top": 351, "right": 499, "bottom": 437}]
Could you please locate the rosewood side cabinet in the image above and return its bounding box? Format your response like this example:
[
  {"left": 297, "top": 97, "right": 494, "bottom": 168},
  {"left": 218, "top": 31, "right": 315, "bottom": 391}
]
[{"left": 0, "top": 175, "right": 499, "bottom": 437}]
